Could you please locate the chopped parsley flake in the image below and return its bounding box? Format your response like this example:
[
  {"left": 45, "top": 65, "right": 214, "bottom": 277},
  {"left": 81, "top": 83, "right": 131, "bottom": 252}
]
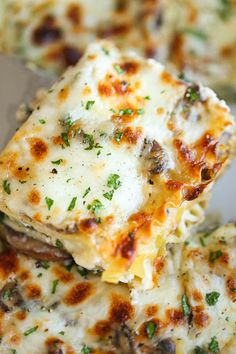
[
  {"left": 110, "top": 108, "right": 116, "bottom": 114},
  {"left": 144, "top": 95, "right": 151, "bottom": 100},
  {"left": 102, "top": 47, "right": 109, "bottom": 55},
  {"left": 37, "top": 273, "right": 43, "bottom": 278},
  {"left": 51, "top": 279, "right": 59, "bottom": 294},
  {"left": 36, "top": 260, "right": 50, "bottom": 269},
  {"left": 209, "top": 250, "right": 223, "bottom": 262},
  {"left": 114, "top": 64, "right": 124, "bottom": 75},
  {"left": 81, "top": 345, "right": 92, "bottom": 354},
  {"left": 24, "top": 326, "right": 38, "bottom": 336},
  {"left": 206, "top": 291, "right": 220, "bottom": 306},
  {"left": 10, "top": 350, "right": 17, "bottom": 354},
  {"left": 107, "top": 174, "right": 121, "bottom": 190},
  {"left": 83, "top": 187, "right": 91, "bottom": 198},
  {"left": 185, "top": 85, "right": 201, "bottom": 103},
  {"left": 199, "top": 236, "right": 206, "bottom": 247},
  {"left": 61, "top": 132, "right": 70, "bottom": 147},
  {"left": 137, "top": 108, "right": 145, "bottom": 115},
  {"left": 119, "top": 108, "right": 133, "bottom": 116},
  {"left": 59, "top": 331, "right": 65, "bottom": 335},
  {"left": 45, "top": 197, "right": 54, "bottom": 210},
  {"left": 39, "top": 119, "right": 46, "bottom": 124},
  {"left": 87, "top": 199, "right": 104, "bottom": 215},
  {"left": 218, "top": 0, "right": 231, "bottom": 20},
  {"left": 2, "top": 288, "right": 11, "bottom": 301},
  {"left": 146, "top": 321, "right": 156, "bottom": 339},
  {"left": 83, "top": 133, "right": 95, "bottom": 150},
  {"left": 85, "top": 101, "right": 95, "bottom": 110},
  {"left": 56, "top": 239, "right": 63, "bottom": 249},
  {"left": 103, "top": 190, "right": 114, "bottom": 201},
  {"left": 114, "top": 131, "right": 123, "bottom": 142},
  {"left": 77, "top": 265, "right": 89, "bottom": 277},
  {"left": 181, "top": 294, "right": 191, "bottom": 317},
  {"left": 3, "top": 180, "right": 11, "bottom": 195},
  {"left": 51, "top": 159, "right": 63, "bottom": 165},
  {"left": 208, "top": 336, "right": 219, "bottom": 353},
  {"left": 194, "top": 347, "right": 207, "bottom": 354},
  {"left": 181, "top": 27, "right": 207, "bottom": 40},
  {"left": 67, "top": 197, "right": 77, "bottom": 211}
]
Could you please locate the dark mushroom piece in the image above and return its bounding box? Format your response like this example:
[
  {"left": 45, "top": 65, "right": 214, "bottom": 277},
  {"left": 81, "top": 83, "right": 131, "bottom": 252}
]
[
  {"left": 0, "top": 281, "right": 24, "bottom": 312},
  {"left": 112, "top": 324, "right": 136, "bottom": 354},
  {"left": 0, "top": 224, "right": 71, "bottom": 262}
]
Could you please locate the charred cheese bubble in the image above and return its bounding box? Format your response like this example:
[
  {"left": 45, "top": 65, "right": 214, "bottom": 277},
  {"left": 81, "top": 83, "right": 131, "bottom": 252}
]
[
  {"left": 0, "top": 41, "right": 234, "bottom": 286},
  {"left": 0, "top": 223, "right": 235, "bottom": 353}
]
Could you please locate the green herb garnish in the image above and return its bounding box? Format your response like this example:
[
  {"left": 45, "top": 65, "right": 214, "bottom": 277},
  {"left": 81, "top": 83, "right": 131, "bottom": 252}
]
[
  {"left": 102, "top": 47, "right": 109, "bottom": 55},
  {"left": 51, "top": 159, "right": 63, "bottom": 165},
  {"left": 181, "top": 27, "right": 207, "bottom": 40},
  {"left": 3, "top": 180, "right": 11, "bottom": 195},
  {"left": 87, "top": 199, "right": 104, "bottom": 215},
  {"left": 83, "top": 187, "right": 91, "bottom": 198},
  {"left": 181, "top": 294, "right": 191, "bottom": 317},
  {"left": 194, "top": 347, "right": 207, "bottom": 354},
  {"left": 85, "top": 101, "right": 95, "bottom": 110},
  {"left": 119, "top": 108, "right": 133, "bottom": 116},
  {"left": 56, "top": 239, "right": 63, "bottom": 249},
  {"left": 146, "top": 321, "right": 156, "bottom": 339},
  {"left": 81, "top": 345, "right": 92, "bottom": 354},
  {"left": 114, "top": 131, "right": 123, "bottom": 142},
  {"left": 103, "top": 190, "right": 114, "bottom": 201},
  {"left": 39, "top": 119, "right": 46, "bottom": 124},
  {"left": 137, "top": 108, "right": 144, "bottom": 115},
  {"left": 107, "top": 174, "right": 121, "bottom": 190},
  {"left": 208, "top": 336, "right": 219, "bottom": 353},
  {"left": 114, "top": 64, "right": 124, "bottom": 75},
  {"left": 209, "top": 250, "right": 223, "bottom": 262},
  {"left": 2, "top": 288, "right": 11, "bottom": 301},
  {"left": 67, "top": 197, "right": 77, "bottom": 211},
  {"left": 24, "top": 326, "right": 38, "bottom": 336},
  {"left": 51, "top": 279, "right": 59, "bottom": 294},
  {"left": 45, "top": 197, "right": 54, "bottom": 210},
  {"left": 205, "top": 291, "right": 220, "bottom": 306},
  {"left": 61, "top": 132, "right": 70, "bottom": 147},
  {"left": 77, "top": 265, "right": 89, "bottom": 277}
]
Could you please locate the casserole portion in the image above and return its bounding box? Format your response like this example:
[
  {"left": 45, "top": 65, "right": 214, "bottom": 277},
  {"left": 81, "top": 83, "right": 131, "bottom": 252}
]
[
  {"left": 0, "top": 41, "right": 234, "bottom": 285},
  {"left": 0, "top": 223, "right": 235, "bottom": 353}
]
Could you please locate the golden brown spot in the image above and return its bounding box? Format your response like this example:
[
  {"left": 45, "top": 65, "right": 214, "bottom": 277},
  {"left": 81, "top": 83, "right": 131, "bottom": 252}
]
[
  {"left": 145, "top": 305, "right": 158, "bottom": 317},
  {"left": 98, "top": 77, "right": 131, "bottom": 97},
  {"left": 45, "top": 337, "right": 63, "bottom": 353},
  {"left": 33, "top": 213, "right": 42, "bottom": 222},
  {"left": 28, "top": 137, "right": 48, "bottom": 161},
  {"left": 166, "top": 309, "right": 184, "bottom": 326},
  {"left": 52, "top": 265, "right": 74, "bottom": 283},
  {"left": 91, "top": 320, "right": 111, "bottom": 337},
  {"left": 53, "top": 135, "right": 64, "bottom": 146},
  {"left": 183, "top": 184, "right": 206, "bottom": 201},
  {"left": 63, "top": 282, "right": 93, "bottom": 306},
  {"left": 109, "top": 294, "right": 134, "bottom": 323},
  {"left": 157, "top": 107, "right": 165, "bottom": 115},
  {"left": 13, "top": 166, "right": 29, "bottom": 180},
  {"left": 83, "top": 86, "right": 92, "bottom": 95},
  {"left": 88, "top": 54, "right": 96, "bottom": 61},
  {"left": 15, "top": 310, "right": 27, "bottom": 321},
  {"left": 221, "top": 46, "right": 234, "bottom": 58},
  {"left": 66, "top": 3, "right": 81, "bottom": 25},
  {"left": 28, "top": 189, "right": 41, "bottom": 205},
  {"left": 19, "top": 270, "right": 31, "bottom": 281},
  {"left": 166, "top": 180, "right": 184, "bottom": 191},
  {"left": 0, "top": 250, "right": 18, "bottom": 280},
  {"left": 98, "top": 82, "right": 113, "bottom": 97},
  {"left": 98, "top": 24, "right": 129, "bottom": 38},
  {"left": 194, "top": 311, "right": 210, "bottom": 328},
  {"left": 79, "top": 218, "right": 98, "bottom": 233},
  {"left": 10, "top": 334, "right": 21, "bottom": 345},
  {"left": 161, "top": 71, "right": 182, "bottom": 87},
  {"left": 187, "top": 5, "right": 198, "bottom": 23},
  {"left": 154, "top": 256, "right": 165, "bottom": 275},
  {"left": 115, "top": 233, "right": 136, "bottom": 261},
  {"left": 226, "top": 276, "right": 236, "bottom": 300},
  {"left": 192, "top": 290, "right": 203, "bottom": 302},
  {"left": 120, "top": 61, "right": 139, "bottom": 75},
  {"left": 26, "top": 284, "right": 41, "bottom": 299},
  {"left": 169, "top": 33, "right": 185, "bottom": 71},
  {"left": 122, "top": 127, "right": 143, "bottom": 144},
  {"left": 58, "top": 86, "right": 69, "bottom": 101}
]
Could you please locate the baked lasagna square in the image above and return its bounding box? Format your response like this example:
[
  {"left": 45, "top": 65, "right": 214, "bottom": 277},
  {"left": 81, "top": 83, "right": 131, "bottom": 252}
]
[{"left": 0, "top": 41, "right": 234, "bottom": 286}]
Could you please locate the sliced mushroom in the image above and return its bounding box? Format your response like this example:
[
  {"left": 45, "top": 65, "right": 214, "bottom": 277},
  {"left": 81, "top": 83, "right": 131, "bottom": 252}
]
[
  {"left": 140, "top": 338, "right": 176, "bottom": 354},
  {"left": 0, "top": 281, "right": 24, "bottom": 312},
  {"left": 112, "top": 324, "right": 136, "bottom": 354},
  {"left": 0, "top": 224, "right": 71, "bottom": 262},
  {"left": 142, "top": 139, "right": 168, "bottom": 175}
]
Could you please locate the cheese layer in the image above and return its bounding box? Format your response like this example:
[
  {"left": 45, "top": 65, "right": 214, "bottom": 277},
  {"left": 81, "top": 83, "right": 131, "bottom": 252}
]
[
  {"left": 0, "top": 223, "right": 235, "bottom": 353},
  {"left": 0, "top": 41, "right": 234, "bottom": 284}
]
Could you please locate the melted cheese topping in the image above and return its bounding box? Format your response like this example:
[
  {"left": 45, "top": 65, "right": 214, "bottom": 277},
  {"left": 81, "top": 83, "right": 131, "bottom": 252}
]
[
  {"left": 0, "top": 41, "right": 234, "bottom": 284},
  {"left": 0, "top": 223, "right": 235, "bottom": 353}
]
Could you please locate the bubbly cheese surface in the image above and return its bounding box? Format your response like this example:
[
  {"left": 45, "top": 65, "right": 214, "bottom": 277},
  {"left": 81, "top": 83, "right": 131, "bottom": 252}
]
[
  {"left": 0, "top": 41, "right": 234, "bottom": 284},
  {"left": 0, "top": 223, "right": 236, "bottom": 353}
]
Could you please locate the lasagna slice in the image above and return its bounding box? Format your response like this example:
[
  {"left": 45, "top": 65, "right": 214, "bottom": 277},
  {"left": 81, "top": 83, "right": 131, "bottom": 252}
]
[
  {"left": 167, "top": 0, "right": 236, "bottom": 95},
  {"left": 0, "top": 0, "right": 170, "bottom": 73},
  {"left": 0, "top": 223, "right": 236, "bottom": 353},
  {"left": 0, "top": 41, "right": 234, "bottom": 285}
]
